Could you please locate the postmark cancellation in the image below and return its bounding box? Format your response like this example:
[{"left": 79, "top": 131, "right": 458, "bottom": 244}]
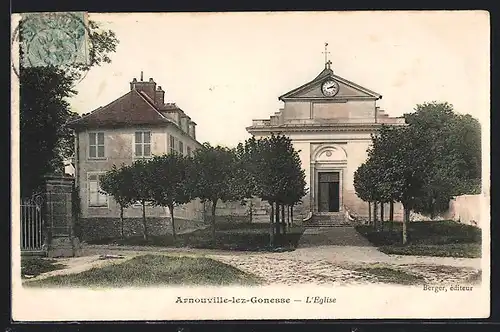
[{"left": 19, "top": 12, "right": 90, "bottom": 68}]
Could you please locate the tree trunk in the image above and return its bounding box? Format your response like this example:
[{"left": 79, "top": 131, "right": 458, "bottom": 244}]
[
  {"left": 402, "top": 205, "right": 410, "bottom": 245},
  {"left": 275, "top": 202, "right": 280, "bottom": 237},
  {"left": 430, "top": 196, "right": 436, "bottom": 220},
  {"left": 281, "top": 204, "right": 286, "bottom": 236},
  {"left": 142, "top": 200, "right": 148, "bottom": 241},
  {"left": 269, "top": 202, "right": 275, "bottom": 248},
  {"left": 211, "top": 199, "right": 217, "bottom": 244},
  {"left": 169, "top": 204, "right": 176, "bottom": 241},
  {"left": 380, "top": 202, "right": 384, "bottom": 223},
  {"left": 389, "top": 201, "right": 394, "bottom": 222},
  {"left": 368, "top": 202, "right": 372, "bottom": 225},
  {"left": 249, "top": 200, "right": 253, "bottom": 223},
  {"left": 120, "top": 205, "right": 124, "bottom": 239},
  {"left": 290, "top": 205, "right": 294, "bottom": 227},
  {"left": 373, "top": 201, "right": 378, "bottom": 230},
  {"left": 286, "top": 205, "right": 290, "bottom": 227}
]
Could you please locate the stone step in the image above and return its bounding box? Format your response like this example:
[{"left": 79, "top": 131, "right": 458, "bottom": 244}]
[
  {"left": 305, "top": 224, "right": 352, "bottom": 228},
  {"left": 305, "top": 220, "right": 360, "bottom": 226},
  {"left": 303, "top": 213, "right": 356, "bottom": 227}
]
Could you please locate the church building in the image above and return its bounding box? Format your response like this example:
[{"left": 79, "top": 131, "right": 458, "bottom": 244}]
[{"left": 246, "top": 45, "right": 406, "bottom": 222}]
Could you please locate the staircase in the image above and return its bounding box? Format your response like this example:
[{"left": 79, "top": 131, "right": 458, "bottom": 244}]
[{"left": 303, "top": 213, "right": 354, "bottom": 227}]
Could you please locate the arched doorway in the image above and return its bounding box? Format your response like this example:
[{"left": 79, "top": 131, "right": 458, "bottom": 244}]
[{"left": 310, "top": 145, "right": 347, "bottom": 214}]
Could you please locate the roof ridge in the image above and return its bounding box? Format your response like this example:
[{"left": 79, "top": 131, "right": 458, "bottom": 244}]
[
  {"left": 68, "top": 91, "right": 134, "bottom": 125},
  {"left": 331, "top": 74, "right": 381, "bottom": 98},
  {"left": 279, "top": 67, "right": 382, "bottom": 100},
  {"left": 134, "top": 90, "right": 169, "bottom": 120}
]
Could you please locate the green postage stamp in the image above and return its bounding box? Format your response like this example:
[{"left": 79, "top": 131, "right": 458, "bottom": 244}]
[{"left": 19, "top": 12, "right": 90, "bottom": 68}]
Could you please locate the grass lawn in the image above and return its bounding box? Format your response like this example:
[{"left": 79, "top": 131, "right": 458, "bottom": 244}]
[
  {"left": 24, "top": 254, "right": 262, "bottom": 287},
  {"left": 21, "top": 257, "right": 67, "bottom": 278},
  {"left": 355, "top": 220, "right": 481, "bottom": 258},
  {"left": 89, "top": 221, "right": 305, "bottom": 252},
  {"left": 354, "top": 265, "right": 425, "bottom": 285},
  {"left": 466, "top": 270, "right": 482, "bottom": 284}
]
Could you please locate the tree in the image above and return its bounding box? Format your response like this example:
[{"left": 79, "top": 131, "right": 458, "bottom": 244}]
[
  {"left": 148, "top": 153, "right": 192, "bottom": 240},
  {"left": 279, "top": 142, "right": 307, "bottom": 235},
  {"left": 354, "top": 155, "right": 394, "bottom": 230},
  {"left": 190, "top": 143, "right": 241, "bottom": 243},
  {"left": 19, "top": 18, "right": 119, "bottom": 197},
  {"left": 239, "top": 136, "right": 277, "bottom": 246},
  {"left": 357, "top": 102, "right": 482, "bottom": 244},
  {"left": 235, "top": 140, "right": 260, "bottom": 217},
  {"left": 20, "top": 66, "right": 76, "bottom": 196},
  {"left": 404, "top": 102, "right": 482, "bottom": 218},
  {"left": 128, "top": 159, "right": 156, "bottom": 241},
  {"left": 355, "top": 124, "right": 431, "bottom": 244},
  {"left": 100, "top": 164, "right": 134, "bottom": 238},
  {"left": 377, "top": 125, "right": 432, "bottom": 244},
  {"left": 241, "top": 134, "right": 307, "bottom": 247},
  {"left": 354, "top": 162, "right": 376, "bottom": 225}
]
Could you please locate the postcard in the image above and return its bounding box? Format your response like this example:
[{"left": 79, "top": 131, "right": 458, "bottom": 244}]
[{"left": 11, "top": 11, "right": 490, "bottom": 321}]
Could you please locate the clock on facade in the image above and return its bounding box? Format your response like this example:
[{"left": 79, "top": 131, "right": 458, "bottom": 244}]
[{"left": 321, "top": 79, "right": 339, "bottom": 97}]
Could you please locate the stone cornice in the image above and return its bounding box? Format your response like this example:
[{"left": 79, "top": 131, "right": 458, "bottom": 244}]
[
  {"left": 246, "top": 122, "right": 406, "bottom": 134},
  {"left": 282, "top": 96, "right": 377, "bottom": 102}
]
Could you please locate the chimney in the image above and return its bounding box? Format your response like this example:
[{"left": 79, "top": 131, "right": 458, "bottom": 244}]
[
  {"left": 130, "top": 78, "right": 137, "bottom": 90},
  {"left": 155, "top": 86, "right": 165, "bottom": 107},
  {"left": 130, "top": 73, "right": 156, "bottom": 101}
]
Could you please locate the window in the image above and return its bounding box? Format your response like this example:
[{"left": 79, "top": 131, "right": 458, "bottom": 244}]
[
  {"left": 169, "top": 135, "right": 176, "bottom": 154},
  {"left": 135, "top": 131, "right": 151, "bottom": 158},
  {"left": 89, "top": 132, "right": 105, "bottom": 159},
  {"left": 88, "top": 173, "right": 108, "bottom": 207},
  {"left": 186, "top": 146, "right": 191, "bottom": 157},
  {"left": 179, "top": 141, "right": 184, "bottom": 155}
]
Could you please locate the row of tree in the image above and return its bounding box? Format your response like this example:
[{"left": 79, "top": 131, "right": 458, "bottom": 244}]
[
  {"left": 354, "top": 102, "right": 481, "bottom": 244},
  {"left": 100, "top": 134, "right": 308, "bottom": 247}
]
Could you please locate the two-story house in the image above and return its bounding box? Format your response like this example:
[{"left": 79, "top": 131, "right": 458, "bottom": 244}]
[{"left": 68, "top": 74, "right": 204, "bottom": 241}]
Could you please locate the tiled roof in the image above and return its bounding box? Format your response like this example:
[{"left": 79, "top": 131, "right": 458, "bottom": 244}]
[{"left": 68, "top": 90, "right": 173, "bottom": 129}]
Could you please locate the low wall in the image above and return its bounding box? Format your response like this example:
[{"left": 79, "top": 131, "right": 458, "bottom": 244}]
[
  {"left": 445, "top": 194, "right": 483, "bottom": 227},
  {"left": 212, "top": 197, "right": 310, "bottom": 223},
  {"left": 76, "top": 217, "right": 206, "bottom": 242}
]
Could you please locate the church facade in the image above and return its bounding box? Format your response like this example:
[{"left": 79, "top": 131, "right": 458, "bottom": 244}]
[{"left": 246, "top": 60, "right": 406, "bottom": 220}]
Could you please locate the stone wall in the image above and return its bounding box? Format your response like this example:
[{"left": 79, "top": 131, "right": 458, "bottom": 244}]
[
  {"left": 208, "top": 196, "right": 310, "bottom": 224},
  {"left": 443, "top": 194, "right": 483, "bottom": 227},
  {"left": 76, "top": 217, "right": 207, "bottom": 242}
]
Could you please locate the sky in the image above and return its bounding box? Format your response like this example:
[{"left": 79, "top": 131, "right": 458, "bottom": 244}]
[{"left": 69, "top": 11, "right": 490, "bottom": 147}]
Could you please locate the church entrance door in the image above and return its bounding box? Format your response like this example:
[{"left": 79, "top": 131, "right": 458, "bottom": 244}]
[{"left": 317, "top": 172, "right": 340, "bottom": 212}]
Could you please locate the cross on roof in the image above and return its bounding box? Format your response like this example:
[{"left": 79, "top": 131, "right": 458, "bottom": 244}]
[{"left": 322, "top": 42, "right": 331, "bottom": 67}]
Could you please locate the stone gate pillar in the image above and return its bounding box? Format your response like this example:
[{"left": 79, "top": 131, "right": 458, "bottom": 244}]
[{"left": 44, "top": 174, "right": 81, "bottom": 257}]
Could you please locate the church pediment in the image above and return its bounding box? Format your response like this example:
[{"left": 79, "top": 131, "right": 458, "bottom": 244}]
[{"left": 279, "top": 68, "right": 381, "bottom": 101}]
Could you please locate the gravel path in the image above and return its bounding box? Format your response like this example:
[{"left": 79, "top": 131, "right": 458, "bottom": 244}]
[
  {"left": 207, "top": 253, "right": 480, "bottom": 286},
  {"left": 27, "top": 227, "right": 481, "bottom": 286}
]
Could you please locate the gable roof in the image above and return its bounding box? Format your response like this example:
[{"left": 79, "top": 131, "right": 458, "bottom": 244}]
[
  {"left": 68, "top": 89, "right": 174, "bottom": 130},
  {"left": 278, "top": 67, "right": 382, "bottom": 101}
]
